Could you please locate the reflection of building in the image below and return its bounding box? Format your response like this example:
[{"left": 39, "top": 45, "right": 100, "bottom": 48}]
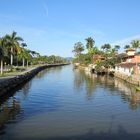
[
  {"left": 114, "top": 78, "right": 140, "bottom": 109},
  {"left": 114, "top": 78, "right": 133, "bottom": 94},
  {"left": 115, "top": 48, "right": 140, "bottom": 75}
]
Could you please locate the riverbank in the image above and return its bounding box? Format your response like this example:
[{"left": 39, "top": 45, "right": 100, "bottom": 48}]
[
  {"left": 0, "top": 63, "right": 69, "bottom": 97},
  {"left": 77, "top": 64, "right": 140, "bottom": 86},
  {"left": 114, "top": 72, "right": 140, "bottom": 86}
]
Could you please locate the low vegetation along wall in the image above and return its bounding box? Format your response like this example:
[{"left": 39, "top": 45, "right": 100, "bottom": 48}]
[
  {"left": 0, "top": 63, "right": 69, "bottom": 97},
  {"left": 114, "top": 72, "right": 140, "bottom": 86}
]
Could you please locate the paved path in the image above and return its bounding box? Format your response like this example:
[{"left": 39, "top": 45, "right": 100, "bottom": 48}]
[{"left": 0, "top": 66, "right": 39, "bottom": 84}]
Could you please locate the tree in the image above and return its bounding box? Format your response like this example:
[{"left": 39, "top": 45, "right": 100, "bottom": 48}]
[
  {"left": 72, "top": 42, "right": 84, "bottom": 62},
  {"left": 30, "top": 51, "right": 40, "bottom": 58},
  {"left": 85, "top": 37, "right": 95, "bottom": 63},
  {"left": 5, "top": 31, "right": 23, "bottom": 66},
  {"left": 101, "top": 45, "right": 105, "bottom": 52},
  {"left": 131, "top": 40, "right": 140, "bottom": 52},
  {"left": 15, "top": 42, "right": 22, "bottom": 66},
  {"left": 101, "top": 44, "right": 111, "bottom": 52},
  {"left": 85, "top": 37, "right": 95, "bottom": 53},
  {"left": 0, "top": 37, "right": 8, "bottom": 74},
  {"left": 124, "top": 45, "right": 131, "bottom": 49},
  {"left": 111, "top": 48, "right": 116, "bottom": 55},
  {"left": 26, "top": 50, "right": 32, "bottom": 67},
  {"left": 20, "top": 43, "right": 27, "bottom": 67},
  {"left": 114, "top": 45, "right": 120, "bottom": 51}
]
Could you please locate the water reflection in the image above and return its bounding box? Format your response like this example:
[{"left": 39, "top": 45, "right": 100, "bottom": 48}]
[
  {"left": 0, "top": 97, "right": 20, "bottom": 135},
  {"left": 1, "top": 65, "right": 140, "bottom": 140},
  {"left": 74, "top": 68, "right": 140, "bottom": 110},
  {"left": 114, "top": 78, "right": 140, "bottom": 110},
  {"left": 35, "top": 66, "right": 63, "bottom": 79},
  {"left": 74, "top": 69, "right": 96, "bottom": 99},
  {"left": 21, "top": 81, "right": 32, "bottom": 99}
]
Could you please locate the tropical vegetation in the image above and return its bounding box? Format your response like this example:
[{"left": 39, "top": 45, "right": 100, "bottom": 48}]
[
  {"left": 0, "top": 31, "right": 68, "bottom": 75},
  {"left": 72, "top": 36, "right": 140, "bottom": 72}
]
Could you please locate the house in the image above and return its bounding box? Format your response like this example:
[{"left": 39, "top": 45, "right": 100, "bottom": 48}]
[
  {"left": 93, "top": 55, "right": 105, "bottom": 64},
  {"left": 115, "top": 48, "right": 140, "bottom": 75}
]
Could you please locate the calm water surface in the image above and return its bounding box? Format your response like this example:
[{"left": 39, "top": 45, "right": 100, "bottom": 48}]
[{"left": 1, "top": 65, "right": 140, "bottom": 140}]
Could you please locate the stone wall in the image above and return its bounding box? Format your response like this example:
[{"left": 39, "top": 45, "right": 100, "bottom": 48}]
[
  {"left": 114, "top": 72, "right": 140, "bottom": 86},
  {"left": 0, "top": 64, "right": 69, "bottom": 97}
]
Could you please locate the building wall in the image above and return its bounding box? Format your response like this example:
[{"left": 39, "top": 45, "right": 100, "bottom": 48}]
[
  {"left": 126, "top": 50, "right": 135, "bottom": 56},
  {"left": 115, "top": 66, "right": 133, "bottom": 76},
  {"left": 125, "top": 56, "right": 140, "bottom": 63},
  {"left": 115, "top": 54, "right": 140, "bottom": 75},
  {"left": 131, "top": 55, "right": 140, "bottom": 63}
]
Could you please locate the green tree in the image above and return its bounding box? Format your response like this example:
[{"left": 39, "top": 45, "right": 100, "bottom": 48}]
[
  {"left": 114, "top": 45, "right": 120, "bottom": 51},
  {"left": 85, "top": 37, "right": 95, "bottom": 63},
  {"left": 26, "top": 50, "right": 32, "bottom": 67},
  {"left": 131, "top": 40, "right": 140, "bottom": 52},
  {"left": 85, "top": 37, "right": 95, "bottom": 53},
  {"left": 72, "top": 42, "right": 84, "bottom": 62},
  {"left": 5, "top": 31, "right": 23, "bottom": 66},
  {"left": 101, "top": 44, "right": 111, "bottom": 52},
  {"left": 20, "top": 43, "right": 27, "bottom": 67},
  {"left": 0, "top": 37, "right": 8, "bottom": 74},
  {"left": 124, "top": 45, "right": 131, "bottom": 49},
  {"left": 15, "top": 42, "right": 22, "bottom": 66}
]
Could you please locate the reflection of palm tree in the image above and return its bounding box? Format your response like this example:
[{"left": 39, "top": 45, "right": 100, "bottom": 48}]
[
  {"left": 22, "top": 81, "right": 32, "bottom": 99},
  {"left": 0, "top": 97, "right": 21, "bottom": 133},
  {"left": 74, "top": 69, "right": 96, "bottom": 99}
]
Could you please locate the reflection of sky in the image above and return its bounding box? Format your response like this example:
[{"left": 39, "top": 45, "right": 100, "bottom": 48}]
[{"left": 2, "top": 65, "right": 140, "bottom": 140}]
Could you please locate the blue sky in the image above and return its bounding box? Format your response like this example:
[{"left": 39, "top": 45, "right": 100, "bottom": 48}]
[{"left": 0, "top": 0, "right": 140, "bottom": 57}]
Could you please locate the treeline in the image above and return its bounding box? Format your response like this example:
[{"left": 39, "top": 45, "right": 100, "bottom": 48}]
[
  {"left": 72, "top": 37, "right": 140, "bottom": 71},
  {"left": 32, "top": 55, "right": 68, "bottom": 65},
  {"left": 0, "top": 31, "right": 67, "bottom": 75}
]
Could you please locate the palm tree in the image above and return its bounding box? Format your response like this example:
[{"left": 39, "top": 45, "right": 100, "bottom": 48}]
[
  {"left": 72, "top": 42, "right": 84, "bottom": 62},
  {"left": 101, "top": 45, "right": 105, "bottom": 52},
  {"left": 85, "top": 37, "right": 95, "bottom": 53},
  {"left": 110, "top": 48, "right": 116, "bottom": 57},
  {"left": 124, "top": 45, "right": 131, "bottom": 49},
  {"left": 5, "top": 31, "right": 23, "bottom": 66},
  {"left": 15, "top": 42, "right": 22, "bottom": 66},
  {"left": 30, "top": 51, "right": 40, "bottom": 58},
  {"left": 131, "top": 40, "right": 140, "bottom": 52},
  {"left": 0, "top": 37, "right": 8, "bottom": 74},
  {"left": 20, "top": 43, "right": 27, "bottom": 67},
  {"left": 114, "top": 45, "right": 120, "bottom": 51},
  {"left": 101, "top": 44, "right": 111, "bottom": 52},
  {"left": 26, "top": 50, "right": 32, "bottom": 67},
  {"left": 85, "top": 37, "right": 95, "bottom": 63}
]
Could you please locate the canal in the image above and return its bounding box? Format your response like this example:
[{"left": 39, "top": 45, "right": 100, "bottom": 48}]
[{"left": 1, "top": 65, "right": 140, "bottom": 140}]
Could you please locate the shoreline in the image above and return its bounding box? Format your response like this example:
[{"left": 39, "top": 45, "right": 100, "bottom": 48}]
[
  {"left": 114, "top": 72, "right": 140, "bottom": 86},
  {"left": 0, "top": 63, "right": 69, "bottom": 97},
  {"left": 77, "top": 64, "right": 140, "bottom": 87}
]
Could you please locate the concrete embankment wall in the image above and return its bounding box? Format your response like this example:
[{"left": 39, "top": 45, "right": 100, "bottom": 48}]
[
  {"left": 114, "top": 72, "right": 140, "bottom": 86},
  {"left": 0, "top": 63, "right": 69, "bottom": 97}
]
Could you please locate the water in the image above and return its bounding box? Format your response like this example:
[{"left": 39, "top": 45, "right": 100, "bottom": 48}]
[{"left": 0, "top": 65, "right": 140, "bottom": 140}]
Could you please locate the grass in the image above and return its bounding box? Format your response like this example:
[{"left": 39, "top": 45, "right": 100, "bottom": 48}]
[
  {"left": 136, "top": 87, "right": 140, "bottom": 91},
  {"left": 0, "top": 65, "right": 38, "bottom": 77}
]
